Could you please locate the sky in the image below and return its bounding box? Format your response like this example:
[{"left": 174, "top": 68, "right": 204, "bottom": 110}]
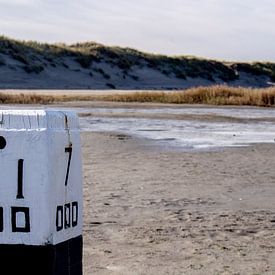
[{"left": 0, "top": 0, "right": 274, "bottom": 61}]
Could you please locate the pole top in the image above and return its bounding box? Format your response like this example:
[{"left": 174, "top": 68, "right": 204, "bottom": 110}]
[{"left": 0, "top": 110, "right": 79, "bottom": 130}]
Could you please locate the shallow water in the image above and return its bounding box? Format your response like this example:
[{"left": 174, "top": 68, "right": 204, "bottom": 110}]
[
  {"left": 80, "top": 116, "right": 275, "bottom": 150},
  {"left": 76, "top": 106, "right": 275, "bottom": 151},
  {"left": 1, "top": 105, "right": 275, "bottom": 151},
  {"left": 74, "top": 106, "right": 275, "bottom": 119}
]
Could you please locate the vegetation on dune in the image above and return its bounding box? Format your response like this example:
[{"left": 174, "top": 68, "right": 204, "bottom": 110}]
[
  {"left": 0, "top": 92, "right": 54, "bottom": 104},
  {"left": 0, "top": 36, "right": 275, "bottom": 85},
  {"left": 1, "top": 86, "right": 275, "bottom": 107},
  {"left": 95, "top": 86, "right": 275, "bottom": 106}
]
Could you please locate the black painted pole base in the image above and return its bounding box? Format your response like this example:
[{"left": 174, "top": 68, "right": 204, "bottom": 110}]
[{"left": 0, "top": 235, "right": 82, "bottom": 275}]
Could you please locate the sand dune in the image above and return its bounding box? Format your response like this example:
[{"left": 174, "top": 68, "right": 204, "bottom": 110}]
[{"left": 0, "top": 37, "right": 274, "bottom": 89}]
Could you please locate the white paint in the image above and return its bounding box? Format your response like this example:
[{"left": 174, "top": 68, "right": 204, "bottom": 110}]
[
  {"left": 0, "top": 110, "right": 83, "bottom": 245},
  {"left": 15, "top": 211, "right": 26, "bottom": 228}
]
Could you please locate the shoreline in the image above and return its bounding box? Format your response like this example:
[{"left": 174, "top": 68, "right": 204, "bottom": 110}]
[{"left": 1, "top": 102, "right": 275, "bottom": 152}]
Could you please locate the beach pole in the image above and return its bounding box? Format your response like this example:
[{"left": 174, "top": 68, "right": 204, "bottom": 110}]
[{"left": 0, "top": 110, "right": 83, "bottom": 275}]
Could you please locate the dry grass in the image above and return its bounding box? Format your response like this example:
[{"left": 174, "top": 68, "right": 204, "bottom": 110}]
[
  {"left": 0, "top": 93, "right": 54, "bottom": 104},
  {"left": 99, "top": 86, "right": 275, "bottom": 106},
  {"left": 1, "top": 86, "right": 275, "bottom": 107}
]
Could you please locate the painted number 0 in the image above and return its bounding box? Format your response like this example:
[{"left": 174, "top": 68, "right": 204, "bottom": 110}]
[
  {"left": 65, "top": 145, "right": 72, "bottom": 186},
  {"left": 56, "top": 202, "right": 78, "bottom": 232}
]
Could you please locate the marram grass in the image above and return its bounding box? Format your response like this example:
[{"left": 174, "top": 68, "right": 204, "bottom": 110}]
[
  {"left": 1, "top": 86, "right": 275, "bottom": 107},
  {"left": 0, "top": 93, "right": 54, "bottom": 104}
]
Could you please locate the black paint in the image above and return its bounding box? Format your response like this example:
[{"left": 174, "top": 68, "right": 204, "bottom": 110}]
[
  {"left": 0, "top": 136, "right": 6, "bottom": 149},
  {"left": 64, "top": 203, "right": 71, "bottom": 229},
  {"left": 56, "top": 206, "right": 63, "bottom": 232},
  {"left": 0, "top": 207, "right": 3, "bottom": 232},
  {"left": 11, "top": 207, "right": 30, "bottom": 232},
  {"left": 17, "top": 159, "right": 24, "bottom": 199},
  {"left": 72, "top": 201, "right": 78, "bottom": 227},
  {"left": 56, "top": 202, "right": 79, "bottom": 232},
  {"left": 64, "top": 146, "right": 72, "bottom": 186},
  {"left": 0, "top": 235, "right": 83, "bottom": 275}
]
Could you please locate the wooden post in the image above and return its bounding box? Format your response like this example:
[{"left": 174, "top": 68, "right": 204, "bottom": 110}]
[{"left": 0, "top": 110, "right": 83, "bottom": 275}]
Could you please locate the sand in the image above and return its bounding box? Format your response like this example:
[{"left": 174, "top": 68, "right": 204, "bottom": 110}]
[
  {"left": 3, "top": 99, "right": 273, "bottom": 274},
  {"left": 81, "top": 131, "right": 275, "bottom": 275}
]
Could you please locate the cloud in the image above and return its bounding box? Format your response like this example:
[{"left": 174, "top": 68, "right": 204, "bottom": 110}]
[
  {"left": 0, "top": 0, "right": 39, "bottom": 6},
  {"left": 0, "top": 0, "right": 274, "bottom": 61}
]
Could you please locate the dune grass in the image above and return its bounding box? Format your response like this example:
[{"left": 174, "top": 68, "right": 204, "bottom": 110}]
[
  {"left": 0, "top": 93, "right": 55, "bottom": 104},
  {"left": 98, "top": 86, "right": 275, "bottom": 106},
  {"left": 1, "top": 86, "right": 275, "bottom": 107},
  {"left": 1, "top": 36, "right": 275, "bottom": 84}
]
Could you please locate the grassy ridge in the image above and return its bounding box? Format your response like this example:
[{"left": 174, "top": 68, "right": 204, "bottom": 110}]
[
  {"left": 101, "top": 86, "right": 275, "bottom": 106},
  {"left": 1, "top": 36, "right": 275, "bottom": 87},
  {"left": 0, "top": 93, "right": 54, "bottom": 104},
  {"left": 1, "top": 86, "right": 275, "bottom": 107}
]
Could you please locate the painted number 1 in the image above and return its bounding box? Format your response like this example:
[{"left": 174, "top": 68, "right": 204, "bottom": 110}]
[
  {"left": 65, "top": 145, "right": 72, "bottom": 186},
  {"left": 17, "top": 159, "right": 24, "bottom": 199}
]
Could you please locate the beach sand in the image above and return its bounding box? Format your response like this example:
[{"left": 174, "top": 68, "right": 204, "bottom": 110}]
[{"left": 81, "top": 131, "right": 275, "bottom": 275}]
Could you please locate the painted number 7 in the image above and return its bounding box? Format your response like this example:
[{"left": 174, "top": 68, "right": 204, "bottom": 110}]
[{"left": 65, "top": 145, "right": 72, "bottom": 186}]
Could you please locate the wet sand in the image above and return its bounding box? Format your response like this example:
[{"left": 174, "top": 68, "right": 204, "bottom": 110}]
[{"left": 82, "top": 131, "right": 275, "bottom": 275}]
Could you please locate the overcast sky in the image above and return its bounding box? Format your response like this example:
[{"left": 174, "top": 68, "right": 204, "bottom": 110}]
[{"left": 0, "top": 0, "right": 274, "bottom": 61}]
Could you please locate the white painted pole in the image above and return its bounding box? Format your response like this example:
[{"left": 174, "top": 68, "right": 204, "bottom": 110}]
[{"left": 0, "top": 110, "right": 83, "bottom": 275}]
